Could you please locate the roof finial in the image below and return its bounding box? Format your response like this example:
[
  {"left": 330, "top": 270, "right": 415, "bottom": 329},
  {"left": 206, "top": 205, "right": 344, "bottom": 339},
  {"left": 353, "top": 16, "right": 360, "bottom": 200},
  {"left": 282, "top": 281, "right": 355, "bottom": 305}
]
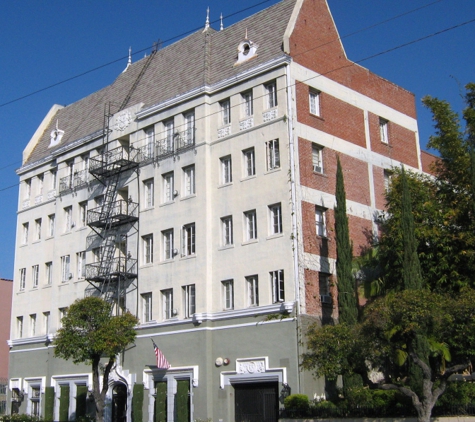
[
  {"left": 245, "top": 28, "right": 248, "bottom": 40},
  {"left": 220, "top": 13, "right": 224, "bottom": 31},
  {"left": 122, "top": 47, "right": 132, "bottom": 73},
  {"left": 203, "top": 7, "right": 210, "bottom": 32}
]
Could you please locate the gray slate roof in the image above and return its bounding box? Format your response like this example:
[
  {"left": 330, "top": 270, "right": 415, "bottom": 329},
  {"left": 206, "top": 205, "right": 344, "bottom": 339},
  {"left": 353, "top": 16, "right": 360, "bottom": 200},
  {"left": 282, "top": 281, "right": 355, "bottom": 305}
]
[{"left": 24, "top": 0, "right": 297, "bottom": 166}]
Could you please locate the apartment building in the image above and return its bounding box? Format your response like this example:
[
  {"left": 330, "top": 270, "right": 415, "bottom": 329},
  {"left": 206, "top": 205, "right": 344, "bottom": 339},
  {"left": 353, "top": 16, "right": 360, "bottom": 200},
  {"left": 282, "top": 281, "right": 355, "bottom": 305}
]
[{"left": 9, "top": 0, "right": 434, "bottom": 421}]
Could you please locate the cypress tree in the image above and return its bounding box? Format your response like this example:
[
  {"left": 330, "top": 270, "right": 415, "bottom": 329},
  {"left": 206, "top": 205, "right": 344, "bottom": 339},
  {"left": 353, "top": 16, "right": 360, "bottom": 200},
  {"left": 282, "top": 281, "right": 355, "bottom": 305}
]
[
  {"left": 335, "top": 157, "right": 358, "bottom": 325},
  {"left": 400, "top": 166, "right": 423, "bottom": 290}
]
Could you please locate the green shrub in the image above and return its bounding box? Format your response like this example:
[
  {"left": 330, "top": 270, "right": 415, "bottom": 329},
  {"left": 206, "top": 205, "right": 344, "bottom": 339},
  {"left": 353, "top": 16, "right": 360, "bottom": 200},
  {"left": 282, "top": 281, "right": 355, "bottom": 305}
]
[
  {"left": 0, "top": 415, "right": 42, "bottom": 422},
  {"left": 342, "top": 386, "right": 400, "bottom": 408},
  {"left": 284, "top": 394, "right": 310, "bottom": 411},
  {"left": 437, "top": 381, "right": 475, "bottom": 406}
]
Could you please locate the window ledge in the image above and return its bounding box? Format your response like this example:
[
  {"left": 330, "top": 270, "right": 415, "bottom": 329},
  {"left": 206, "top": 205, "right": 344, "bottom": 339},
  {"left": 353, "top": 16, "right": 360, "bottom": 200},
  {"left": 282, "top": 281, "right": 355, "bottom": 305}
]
[
  {"left": 180, "top": 254, "right": 196, "bottom": 261},
  {"left": 313, "top": 171, "right": 327, "bottom": 178},
  {"left": 159, "top": 259, "right": 175, "bottom": 265},
  {"left": 264, "top": 167, "right": 281, "bottom": 175},
  {"left": 180, "top": 194, "right": 196, "bottom": 202},
  {"left": 160, "top": 201, "right": 175, "bottom": 207},
  {"left": 310, "top": 113, "right": 324, "bottom": 121},
  {"left": 218, "top": 182, "right": 233, "bottom": 189},
  {"left": 45, "top": 236, "right": 54, "bottom": 241},
  {"left": 140, "top": 263, "right": 154, "bottom": 269},
  {"left": 240, "top": 175, "right": 256, "bottom": 182},
  {"left": 267, "top": 233, "right": 283, "bottom": 240},
  {"left": 218, "top": 245, "right": 234, "bottom": 251},
  {"left": 140, "top": 207, "right": 155, "bottom": 213},
  {"left": 242, "top": 239, "right": 258, "bottom": 246},
  {"left": 32, "top": 240, "right": 41, "bottom": 244},
  {"left": 42, "top": 285, "right": 52, "bottom": 289}
]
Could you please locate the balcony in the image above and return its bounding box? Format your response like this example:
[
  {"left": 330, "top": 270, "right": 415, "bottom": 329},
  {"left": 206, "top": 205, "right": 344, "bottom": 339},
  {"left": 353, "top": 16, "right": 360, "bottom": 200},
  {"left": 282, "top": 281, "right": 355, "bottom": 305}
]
[
  {"left": 155, "top": 128, "right": 195, "bottom": 160},
  {"left": 59, "top": 170, "right": 89, "bottom": 194},
  {"left": 89, "top": 146, "right": 139, "bottom": 178},
  {"left": 85, "top": 257, "right": 137, "bottom": 283},
  {"left": 87, "top": 199, "right": 139, "bottom": 228}
]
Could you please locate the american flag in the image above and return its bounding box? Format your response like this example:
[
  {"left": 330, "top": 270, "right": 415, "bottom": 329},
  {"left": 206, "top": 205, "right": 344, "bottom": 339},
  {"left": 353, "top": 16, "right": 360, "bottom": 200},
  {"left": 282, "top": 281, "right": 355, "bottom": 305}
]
[{"left": 152, "top": 339, "right": 170, "bottom": 369}]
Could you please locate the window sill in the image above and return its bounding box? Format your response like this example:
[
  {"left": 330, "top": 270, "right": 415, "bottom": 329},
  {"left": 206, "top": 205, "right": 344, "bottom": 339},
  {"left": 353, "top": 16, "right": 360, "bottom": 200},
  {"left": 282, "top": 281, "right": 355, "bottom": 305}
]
[
  {"left": 313, "top": 171, "right": 327, "bottom": 178},
  {"left": 180, "top": 254, "right": 196, "bottom": 261},
  {"left": 140, "top": 263, "right": 154, "bottom": 269},
  {"left": 141, "top": 206, "right": 155, "bottom": 212},
  {"left": 381, "top": 141, "right": 392, "bottom": 148},
  {"left": 76, "top": 226, "right": 88, "bottom": 231},
  {"left": 218, "top": 244, "right": 234, "bottom": 251},
  {"left": 160, "top": 201, "right": 175, "bottom": 207},
  {"left": 159, "top": 259, "right": 175, "bottom": 265},
  {"left": 240, "top": 175, "right": 256, "bottom": 182},
  {"left": 310, "top": 113, "right": 324, "bottom": 121},
  {"left": 267, "top": 233, "right": 283, "bottom": 240},
  {"left": 180, "top": 194, "right": 196, "bottom": 201},
  {"left": 74, "top": 278, "right": 86, "bottom": 284},
  {"left": 218, "top": 182, "right": 233, "bottom": 189},
  {"left": 42, "top": 285, "right": 52, "bottom": 289},
  {"left": 242, "top": 239, "right": 258, "bottom": 246},
  {"left": 32, "top": 240, "right": 41, "bottom": 244},
  {"left": 59, "top": 282, "right": 70, "bottom": 286},
  {"left": 264, "top": 167, "right": 281, "bottom": 175},
  {"left": 45, "top": 236, "right": 54, "bottom": 241}
]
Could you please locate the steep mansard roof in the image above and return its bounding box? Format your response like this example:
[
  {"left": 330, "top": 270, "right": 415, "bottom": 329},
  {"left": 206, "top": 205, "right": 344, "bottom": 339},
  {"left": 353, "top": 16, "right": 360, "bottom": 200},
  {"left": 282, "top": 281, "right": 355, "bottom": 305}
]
[{"left": 23, "top": 0, "right": 297, "bottom": 167}]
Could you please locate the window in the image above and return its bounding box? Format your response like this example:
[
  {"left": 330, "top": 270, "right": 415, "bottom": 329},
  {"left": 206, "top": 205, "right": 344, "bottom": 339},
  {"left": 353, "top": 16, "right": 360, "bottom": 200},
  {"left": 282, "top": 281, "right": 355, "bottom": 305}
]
[
  {"left": 162, "top": 289, "right": 173, "bottom": 320},
  {"left": 312, "top": 144, "right": 323, "bottom": 173},
  {"left": 30, "top": 386, "right": 40, "bottom": 417},
  {"left": 184, "top": 111, "right": 195, "bottom": 145},
  {"left": 142, "top": 293, "right": 152, "bottom": 323},
  {"left": 82, "top": 154, "right": 90, "bottom": 172},
  {"left": 61, "top": 255, "right": 71, "bottom": 282},
  {"left": 244, "top": 210, "right": 257, "bottom": 241},
  {"left": 269, "top": 203, "right": 283, "bottom": 235},
  {"left": 271, "top": 269, "right": 285, "bottom": 303},
  {"left": 66, "top": 161, "right": 74, "bottom": 189},
  {"left": 265, "top": 82, "right": 277, "bottom": 109},
  {"left": 59, "top": 308, "right": 67, "bottom": 328},
  {"left": 79, "top": 202, "right": 88, "bottom": 227},
  {"left": 162, "top": 172, "right": 174, "bottom": 203},
  {"left": 221, "top": 216, "right": 233, "bottom": 246},
  {"left": 266, "top": 139, "right": 280, "bottom": 170},
  {"left": 24, "top": 179, "right": 31, "bottom": 199},
  {"left": 22, "top": 222, "right": 29, "bottom": 244},
  {"left": 222, "top": 280, "right": 234, "bottom": 310},
  {"left": 243, "top": 148, "right": 255, "bottom": 177},
  {"left": 384, "top": 169, "right": 393, "bottom": 190},
  {"left": 30, "top": 314, "right": 36, "bottom": 337},
  {"left": 77, "top": 251, "right": 86, "bottom": 279},
  {"left": 182, "top": 223, "right": 196, "bottom": 256},
  {"left": 19, "top": 268, "right": 26, "bottom": 291},
  {"left": 64, "top": 206, "right": 72, "bottom": 232},
  {"left": 162, "top": 229, "right": 174, "bottom": 260},
  {"left": 32, "top": 265, "right": 39, "bottom": 288},
  {"left": 309, "top": 90, "right": 320, "bottom": 116},
  {"left": 48, "top": 214, "right": 55, "bottom": 237},
  {"left": 319, "top": 273, "right": 332, "bottom": 304},
  {"left": 246, "top": 275, "right": 259, "bottom": 307},
  {"left": 221, "top": 99, "right": 231, "bottom": 125},
  {"left": 144, "top": 127, "right": 155, "bottom": 159},
  {"left": 164, "top": 119, "right": 174, "bottom": 153},
  {"left": 143, "top": 235, "right": 153, "bottom": 264},
  {"left": 43, "top": 312, "right": 50, "bottom": 334},
  {"left": 50, "top": 170, "right": 57, "bottom": 190},
  {"left": 37, "top": 174, "right": 44, "bottom": 196},
  {"left": 143, "top": 179, "right": 154, "bottom": 208},
  {"left": 380, "top": 118, "right": 389, "bottom": 144},
  {"left": 183, "top": 165, "right": 195, "bottom": 196},
  {"left": 17, "top": 317, "right": 23, "bottom": 338},
  {"left": 242, "top": 91, "right": 253, "bottom": 117},
  {"left": 92, "top": 247, "right": 101, "bottom": 263},
  {"left": 220, "top": 156, "right": 232, "bottom": 184},
  {"left": 95, "top": 195, "right": 104, "bottom": 208},
  {"left": 315, "top": 207, "right": 326, "bottom": 237},
  {"left": 183, "top": 284, "right": 196, "bottom": 318},
  {"left": 45, "top": 262, "right": 53, "bottom": 285}
]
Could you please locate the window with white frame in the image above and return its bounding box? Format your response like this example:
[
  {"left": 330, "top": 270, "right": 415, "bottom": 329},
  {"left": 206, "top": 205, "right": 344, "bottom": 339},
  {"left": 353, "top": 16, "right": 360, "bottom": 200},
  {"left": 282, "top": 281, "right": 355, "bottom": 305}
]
[
  {"left": 243, "top": 148, "right": 255, "bottom": 177},
  {"left": 183, "top": 284, "right": 196, "bottom": 318},
  {"left": 309, "top": 89, "right": 321, "bottom": 116},
  {"left": 182, "top": 223, "right": 195, "bottom": 256},
  {"left": 64, "top": 206, "right": 72, "bottom": 232},
  {"left": 61, "top": 255, "right": 71, "bottom": 282},
  {"left": 50, "top": 170, "right": 57, "bottom": 191},
  {"left": 221, "top": 216, "right": 233, "bottom": 246},
  {"left": 220, "top": 155, "right": 232, "bottom": 184},
  {"left": 143, "top": 178, "right": 154, "bottom": 208},
  {"left": 269, "top": 203, "right": 283, "bottom": 235},
  {"left": 30, "top": 314, "right": 36, "bottom": 337},
  {"left": 315, "top": 207, "right": 326, "bottom": 237},
  {"left": 164, "top": 119, "right": 174, "bottom": 153},
  {"left": 19, "top": 268, "right": 26, "bottom": 291},
  {"left": 144, "top": 127, "right": 155, "bottom": 159},
  {"left": 266, "top": 139, "right": 280, "bottom": 170},
  {"left": 246, "top": 275, "right": 259, "bottom": 307},
  {"left": 222, "top": 280, "right": 234, "bottom": 310},
  {"left": 66, "top": 161, "right": 74, "bottom": 189},
  {"left": 59, "top": 308, "right": 67, "bottom": 328},
  {"left": 265, "top": 81, "right": 277, "bottom": 109},
  {"left": 77, "top": 251, "right": 86, "bottom": 279},
  {"left": 48, "top": 214, "right": 55, "bottom": 237},
  {"left": 22, "top": 222, "right": 29, "bottom": 244},
  {"left": 312, "top": 144, "right": 324, "bottom": 173},
  {"left": 35, "top": 219, "right": 41, "bottom": 240},
  {"left": 143, "top": 235, "right": 153, "bottom": 264},
  {"left": 162, "top": 229, "right": 174, "bottom": 260},
  {"left": 79, "top": 202, "right": 88, "bottom": 228},
  {"left": 319, "top": 273, "right": 332, "bottom": 304},
  {"left": 37, "top": 174, "right": 44, "bottom": 196},
  {"left": 24, "top": 179, "right": 31, "bottom": 199},
  {"left": 43, "top": 312, "right": 50, "bottom": 334},
  {"left": 17, "top": 316, "right": 23, "bottom": 338},
  {"left": 45, "top": 262, "right": 53, "bottom": 285},
  {"left": 184, "top": 111, "right": 195, "bottom": 144},
  {"left": 244, "top": 210, "right": 257, "bottom": 241},
  {"left": 183, "top": 165, "right": 195, "bottom": 196},
  {"left": 92, "top": 247, "right": 101, "bottom": 263},
  {"left": 32, "top": 265, "right": 39, "bottom": 288},
  {"left": 29, "top": 385, "right": 41, "bottom": 417},
  {"left": 271, "top": 269, "right": 285, "bottom": 303},
  {"left": 142, "top": 293, "right": 152, "bottom": 323},
  {"left": 162, "top": 289, "right": 173, "bottom": 320},
  {"left": 242, "top": 91, "right": 253, "bottom": 117},
  {"left": 380, "top": 118, "right": 389, "bottom": 144},
  {"left": 384, "top": 169, "right": 393, "bottom": 191},
  {"left": 82, "top": 154, "right": 89, "bottom": 172},
  {"left": 162, "top": 172, "right": 174, "bottom": 203},
  {"left": 221, "top": 99, "right": 231, "bottom": 126},
  {"left": 95, "top": 195, "right": 104, "bottom": 208}
]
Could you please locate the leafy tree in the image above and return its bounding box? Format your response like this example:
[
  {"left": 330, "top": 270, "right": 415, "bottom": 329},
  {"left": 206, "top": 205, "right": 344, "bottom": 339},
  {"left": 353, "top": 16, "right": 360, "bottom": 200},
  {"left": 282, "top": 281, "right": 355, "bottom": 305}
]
[
  {"left": 335, "top": 157, "right": 358, "bottom": 325},
  {"left": 302, "top": 289, "right": 475, "bottom": 422},
  {"left": 54, "top": 297, "right": 138, "bottom": 422}
]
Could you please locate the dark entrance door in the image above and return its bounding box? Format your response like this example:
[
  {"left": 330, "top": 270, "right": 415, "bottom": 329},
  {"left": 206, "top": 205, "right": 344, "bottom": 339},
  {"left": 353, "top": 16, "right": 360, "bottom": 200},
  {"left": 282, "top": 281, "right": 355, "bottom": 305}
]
[
  {"left": 234, "top": 382, "right": 278, "bottom": 422},
  {"left": 112, "top": 383, "right": 127, "bottom": 422}
]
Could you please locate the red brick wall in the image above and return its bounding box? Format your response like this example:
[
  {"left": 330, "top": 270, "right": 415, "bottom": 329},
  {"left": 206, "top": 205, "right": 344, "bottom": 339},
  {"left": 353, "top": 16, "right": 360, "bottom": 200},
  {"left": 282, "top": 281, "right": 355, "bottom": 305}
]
[
  {"left": 373, "top": 165, "right": 387, "bottom": 211},
  {"left": 289, "top": 0, "right": 416, "bottom": 118},
  {"left": 0, "top": 278, "right": 13, "bottom": 379},
  {"left": 302, "top": 200, "right": 337, "bottom": 259},
  {"left": 296, "top": 83, "right": 366, "bottom": 148},
  {"left": 421, "top": 150, "right": 437, "bottom": 175},
  {"left": 348, "top": 214, "right": 374, "bottom": 257},
  {"left": 304, "top": 269, "right": 338, "bottom": 319},
  {"left": 368, "top": 113, "right": 419, "bottom": 167}
]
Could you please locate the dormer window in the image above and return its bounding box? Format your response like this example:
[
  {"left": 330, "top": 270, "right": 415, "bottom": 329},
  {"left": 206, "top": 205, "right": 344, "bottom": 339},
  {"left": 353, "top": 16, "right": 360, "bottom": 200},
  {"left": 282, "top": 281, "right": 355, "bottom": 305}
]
[
  {"left": 49, "top": 121, "right": 64, "bottom": 148},
  {"left": 236, "top": 39, "right": 258, "bottom": 65}
]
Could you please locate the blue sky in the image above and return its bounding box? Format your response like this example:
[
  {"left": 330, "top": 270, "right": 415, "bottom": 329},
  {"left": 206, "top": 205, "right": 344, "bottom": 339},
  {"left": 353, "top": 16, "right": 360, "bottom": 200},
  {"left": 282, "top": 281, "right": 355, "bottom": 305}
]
[{"left": 0, "top": 0, "right": 474, "bottom": 279}]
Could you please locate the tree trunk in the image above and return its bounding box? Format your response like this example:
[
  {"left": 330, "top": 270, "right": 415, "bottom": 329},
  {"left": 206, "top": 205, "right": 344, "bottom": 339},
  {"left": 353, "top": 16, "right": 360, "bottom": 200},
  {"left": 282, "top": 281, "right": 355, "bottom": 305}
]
[{"left": 92, "top": 356, "right": 105, "bottom": 422}]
